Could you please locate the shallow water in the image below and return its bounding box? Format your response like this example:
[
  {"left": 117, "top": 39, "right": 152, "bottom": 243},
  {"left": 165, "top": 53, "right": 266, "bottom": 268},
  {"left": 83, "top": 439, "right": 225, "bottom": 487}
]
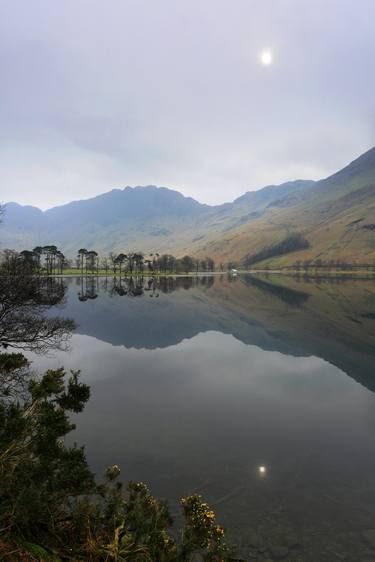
[{"left": 29, "top": 274, "right": 375, "bottom": 561}]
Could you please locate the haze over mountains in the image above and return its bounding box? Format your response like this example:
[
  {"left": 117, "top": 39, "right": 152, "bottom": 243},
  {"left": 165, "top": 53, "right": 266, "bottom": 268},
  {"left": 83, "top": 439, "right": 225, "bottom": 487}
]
[{"left": 2, "top": 147, "right": 375, "bottom": 267}]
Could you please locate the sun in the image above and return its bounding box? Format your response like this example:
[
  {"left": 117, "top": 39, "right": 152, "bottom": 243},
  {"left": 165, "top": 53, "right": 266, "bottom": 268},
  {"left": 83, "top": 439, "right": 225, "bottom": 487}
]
[{"left": 260, "top": 50, "right": 273, "bottom": 66}]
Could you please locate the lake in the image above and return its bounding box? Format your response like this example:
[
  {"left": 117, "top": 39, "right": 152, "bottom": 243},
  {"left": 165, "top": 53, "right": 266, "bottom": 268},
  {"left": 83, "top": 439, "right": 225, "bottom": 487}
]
[{"left": 28, "top": 274, "right": 375, "bottom": 561}]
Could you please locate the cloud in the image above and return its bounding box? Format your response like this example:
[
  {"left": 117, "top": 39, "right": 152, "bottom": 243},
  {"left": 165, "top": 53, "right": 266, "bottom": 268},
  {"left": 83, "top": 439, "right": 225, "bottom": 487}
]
[{"left": 0, "top": 0, "right": 374, "bottom": 208}]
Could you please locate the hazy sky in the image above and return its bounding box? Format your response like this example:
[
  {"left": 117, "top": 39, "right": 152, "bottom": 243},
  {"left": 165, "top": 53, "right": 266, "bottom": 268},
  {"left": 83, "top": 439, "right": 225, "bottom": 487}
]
[{"left": 1, "top": 0, "right": 375, "bottom": 209}]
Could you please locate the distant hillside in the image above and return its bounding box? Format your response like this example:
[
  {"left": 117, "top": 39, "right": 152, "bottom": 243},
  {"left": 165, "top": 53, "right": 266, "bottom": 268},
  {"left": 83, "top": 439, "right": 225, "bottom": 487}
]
[
  {"left": 1, "top": 147, "right": 374, "bottom": 266},
  {"left": 190, "top": 147, "right": 375, "bottom": 267},
  {"left": 0, "top": 181, "right": 314, "bottom": 258}
]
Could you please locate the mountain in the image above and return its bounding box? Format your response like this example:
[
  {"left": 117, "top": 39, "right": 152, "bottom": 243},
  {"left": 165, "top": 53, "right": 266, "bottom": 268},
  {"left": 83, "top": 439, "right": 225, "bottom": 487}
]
[
  {"left": 0, "top": 181, "right": 315, "bottom": 258},
  {"left": 1, "top": 147, "right": 374, "bottom": 266},
  {"left": 190, "top": 147, "right": 375, "bottom": 266},
  {"left": 1, "top": 186, "right": 207, "bottom": 255}
]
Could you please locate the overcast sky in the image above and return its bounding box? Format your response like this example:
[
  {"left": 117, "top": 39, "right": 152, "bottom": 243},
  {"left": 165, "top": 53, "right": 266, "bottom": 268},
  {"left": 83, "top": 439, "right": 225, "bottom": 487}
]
[{"left": 1, "top": 0, "right": 374, "bottom": 209}]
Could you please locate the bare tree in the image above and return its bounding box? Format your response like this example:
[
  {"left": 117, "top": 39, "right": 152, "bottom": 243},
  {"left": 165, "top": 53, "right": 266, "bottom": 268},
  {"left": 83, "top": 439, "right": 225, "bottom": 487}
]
[
  {"left": 109, "top": 252, "right": 118, "bottom": 276},
  {"left": 0, "top": 272, "right": 75, "bottom": 353}
]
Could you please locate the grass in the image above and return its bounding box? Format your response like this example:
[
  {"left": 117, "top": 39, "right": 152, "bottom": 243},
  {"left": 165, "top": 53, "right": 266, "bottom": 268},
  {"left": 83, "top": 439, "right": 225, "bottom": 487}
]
[
  {"left": 44, "top": 266, "right": 375, "bottom": 279},
  {"left": 48, "top": 268, "right": 221, "bottom": 277}
]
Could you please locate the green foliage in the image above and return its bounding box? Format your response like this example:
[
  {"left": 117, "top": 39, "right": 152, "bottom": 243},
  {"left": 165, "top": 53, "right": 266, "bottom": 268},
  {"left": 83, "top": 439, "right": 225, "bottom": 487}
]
[
  {"left": 0, "top": 352, "right": 28, "bottom": 373},
  {"left": 22, "top": 541, "right": 61, "bottom": 561},
  {"left": 0, "top": 362, "right": 94, "bottom": 537},
  {"left": 0, "top": 354, "right": 236, "bottom": 561}
]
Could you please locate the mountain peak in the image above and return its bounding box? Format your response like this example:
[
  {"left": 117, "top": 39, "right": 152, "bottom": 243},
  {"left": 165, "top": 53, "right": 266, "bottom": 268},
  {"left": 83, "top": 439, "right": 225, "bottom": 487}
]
[{"left": 323, "top": 145, "right": 375, "bottom": 184}]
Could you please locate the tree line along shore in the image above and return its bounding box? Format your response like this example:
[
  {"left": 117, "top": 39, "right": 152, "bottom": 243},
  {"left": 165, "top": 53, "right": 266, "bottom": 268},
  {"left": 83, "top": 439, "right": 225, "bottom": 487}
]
[
  {"left": 1, "top": 244, "right": 375, "bottom": 278},
  {"left": 0, "top": 246, "right": 218, "bottom": 276}
]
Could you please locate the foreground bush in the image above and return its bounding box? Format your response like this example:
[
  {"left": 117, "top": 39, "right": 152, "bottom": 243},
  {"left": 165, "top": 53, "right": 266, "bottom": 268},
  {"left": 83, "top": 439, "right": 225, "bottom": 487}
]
[{"left": 0, "top": 354, "right": 237, "bottom": 561}]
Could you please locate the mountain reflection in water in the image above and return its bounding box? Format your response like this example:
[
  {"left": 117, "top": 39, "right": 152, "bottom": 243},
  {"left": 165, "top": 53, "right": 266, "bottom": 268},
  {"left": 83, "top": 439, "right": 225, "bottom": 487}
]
[
  {"left": 31, "top": 274, "right": 375, "bottom": 561},
  {"left": 57, "top": 274, "right": 375, "bottom": 393}
]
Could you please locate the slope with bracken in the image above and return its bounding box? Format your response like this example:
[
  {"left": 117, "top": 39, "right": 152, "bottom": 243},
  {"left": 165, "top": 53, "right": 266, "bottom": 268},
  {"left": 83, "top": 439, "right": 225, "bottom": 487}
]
[{"left": 189, "top": 147, "right": 375, "bottom": 267}]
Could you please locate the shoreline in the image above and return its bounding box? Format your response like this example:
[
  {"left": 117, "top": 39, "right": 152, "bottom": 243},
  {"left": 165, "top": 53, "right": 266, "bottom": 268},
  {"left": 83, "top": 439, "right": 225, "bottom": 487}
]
[{"left": 32, "top": 268, "right": 375, "bottom": 280}]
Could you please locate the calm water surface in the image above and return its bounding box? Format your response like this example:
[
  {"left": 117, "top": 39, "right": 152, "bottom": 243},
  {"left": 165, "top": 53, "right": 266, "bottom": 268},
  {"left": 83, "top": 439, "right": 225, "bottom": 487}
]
[{"left": 29, "top": 274, "right": 375, "bottom": 561}]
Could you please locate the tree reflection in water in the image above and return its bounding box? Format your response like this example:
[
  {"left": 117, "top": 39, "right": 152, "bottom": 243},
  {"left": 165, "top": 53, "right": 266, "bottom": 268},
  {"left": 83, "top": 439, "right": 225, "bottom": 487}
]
[{"left": 76, "top": 275, "right": 215, "bottom": 302}]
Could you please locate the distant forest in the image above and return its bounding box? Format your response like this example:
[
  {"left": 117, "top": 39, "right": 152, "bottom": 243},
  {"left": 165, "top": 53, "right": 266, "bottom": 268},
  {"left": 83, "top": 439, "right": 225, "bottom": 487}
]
[
  {"left": 0, "top": 245, "right": 218, "bottom": 275},
  {"left": 244, "top": 233, "right": 310, "bottom": 267}
]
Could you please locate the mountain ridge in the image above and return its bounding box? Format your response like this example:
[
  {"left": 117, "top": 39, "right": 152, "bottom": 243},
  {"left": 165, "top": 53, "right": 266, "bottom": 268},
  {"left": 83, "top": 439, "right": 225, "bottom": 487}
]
[
  {"left": 1, "top": 146, "right": 375, "bottom": 266},
  {"left": 188, "top": 146, "right": 375, "bottom": 266},
  {"left": 1, "top": 179, "right": 315, "bottom": 257},
  {"left": 5, "top": 180, "right": 314, "bottom": 214}
]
